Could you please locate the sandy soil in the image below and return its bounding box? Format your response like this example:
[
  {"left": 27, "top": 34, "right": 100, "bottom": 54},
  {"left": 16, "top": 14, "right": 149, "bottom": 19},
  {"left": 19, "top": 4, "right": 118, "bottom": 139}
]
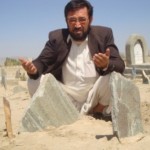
[{"left": 0, "top": 77, "right": 150, "bottom": 150}]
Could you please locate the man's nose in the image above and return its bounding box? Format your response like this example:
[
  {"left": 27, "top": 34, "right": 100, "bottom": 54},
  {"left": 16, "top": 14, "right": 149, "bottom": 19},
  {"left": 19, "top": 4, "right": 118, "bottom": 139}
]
[{"left": 74, "top": 21, "right": 82, "bottom": 28}]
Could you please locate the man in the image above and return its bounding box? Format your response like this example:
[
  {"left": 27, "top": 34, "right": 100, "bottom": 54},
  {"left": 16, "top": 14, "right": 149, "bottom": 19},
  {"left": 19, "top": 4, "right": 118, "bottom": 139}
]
[{"left": 20, "top": 0, "right": 125, "bottom": 120}]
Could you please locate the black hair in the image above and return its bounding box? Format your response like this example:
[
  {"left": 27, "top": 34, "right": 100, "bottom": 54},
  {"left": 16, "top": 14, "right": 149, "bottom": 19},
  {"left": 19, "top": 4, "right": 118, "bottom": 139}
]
[{"left": 64, "top": 0, "right": 93, "bottom": 18}]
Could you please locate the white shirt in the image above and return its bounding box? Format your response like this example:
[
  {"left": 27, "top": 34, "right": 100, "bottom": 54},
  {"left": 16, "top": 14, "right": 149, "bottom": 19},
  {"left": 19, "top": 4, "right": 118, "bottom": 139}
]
[{"left": 60, "top": 36, "right": 99, "bottom": 110}]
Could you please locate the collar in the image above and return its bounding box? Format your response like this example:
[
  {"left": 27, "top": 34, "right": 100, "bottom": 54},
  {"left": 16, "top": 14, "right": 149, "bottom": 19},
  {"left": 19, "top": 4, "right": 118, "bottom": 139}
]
[{"left": 67, "top": 34, "right": 88, "bottom": 44}]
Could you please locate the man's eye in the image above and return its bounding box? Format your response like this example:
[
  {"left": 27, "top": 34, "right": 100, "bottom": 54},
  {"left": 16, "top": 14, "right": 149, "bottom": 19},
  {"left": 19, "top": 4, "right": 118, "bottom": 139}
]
[
  {"left": 79, "top": 18, "right": 86, "bottom": 22},
  {"left": 68, "top": 17, "right": 87, "bottom": 24},
  {"left": 70, "top": 19, "right": 76, "bottom": 22}
]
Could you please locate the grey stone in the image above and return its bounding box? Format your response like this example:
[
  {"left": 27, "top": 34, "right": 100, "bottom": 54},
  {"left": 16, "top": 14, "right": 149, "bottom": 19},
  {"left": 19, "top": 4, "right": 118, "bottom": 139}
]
[
  {"left": 126, "top": 34, "right": 149, "bottom": 67},
  {"left": 21, "top": 74, "right": 79, "bottom": 132},
  {"left": 110, "top": 72, "right": 143, "bottom": 138},
  {"left": 1, "top": 68, "right": 7, "bottom": 89},
  {"left": 141, "top": 70, "right": 150, "bottom": 84}
]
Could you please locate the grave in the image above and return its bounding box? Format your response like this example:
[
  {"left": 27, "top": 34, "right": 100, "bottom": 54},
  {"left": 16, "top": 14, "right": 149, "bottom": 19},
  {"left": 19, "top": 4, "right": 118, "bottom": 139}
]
[
  {"left": 21, "top": 74, "right": 79, "bottom": 132},
  {"left": 110, "top": 72, "right": 143, "bottom": 138},
  {"left": 21, "top": 72, "right": 143, "bottom": 139},
  {"left": 124, "top": 34, "right": 150, "bottom": 78}
]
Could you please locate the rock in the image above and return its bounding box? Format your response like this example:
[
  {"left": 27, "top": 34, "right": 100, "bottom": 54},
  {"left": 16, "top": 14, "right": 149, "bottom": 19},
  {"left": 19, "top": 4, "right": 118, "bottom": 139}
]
[
  {"left": 21, "top": 74, "right": 79, "bottom": 132},
  {"left": 110, "top": 72, "right": 143, "bottom": 138}
]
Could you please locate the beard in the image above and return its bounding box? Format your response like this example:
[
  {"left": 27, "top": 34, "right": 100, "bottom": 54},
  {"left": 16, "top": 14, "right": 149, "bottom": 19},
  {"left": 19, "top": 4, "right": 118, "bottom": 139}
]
[{"left": 69, "top": 26, "right": 90, "bottom": 41}]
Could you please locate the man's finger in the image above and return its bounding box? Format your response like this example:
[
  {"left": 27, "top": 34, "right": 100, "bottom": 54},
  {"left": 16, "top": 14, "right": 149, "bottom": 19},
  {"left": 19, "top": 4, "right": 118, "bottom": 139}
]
[
  {"left": 19, "top": 57, "right": 26, "bottom": 63},
  {"left": 105, "top": 48, "right": 110, "bottom": 57}
]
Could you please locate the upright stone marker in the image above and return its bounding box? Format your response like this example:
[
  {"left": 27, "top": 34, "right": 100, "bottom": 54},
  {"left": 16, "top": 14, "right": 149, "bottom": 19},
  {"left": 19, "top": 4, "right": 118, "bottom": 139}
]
[
  {"left": 110, "top": 72, "right": 143, "bottom": 138},
  {"left": 1, "top": 67, "right": 7, "bottom": 89},
  {"left": 21, "top": 74, "right": 79, "bottom": 132},
  {"left": 126, "top": 34, "right": 148, "bottom": 67}
]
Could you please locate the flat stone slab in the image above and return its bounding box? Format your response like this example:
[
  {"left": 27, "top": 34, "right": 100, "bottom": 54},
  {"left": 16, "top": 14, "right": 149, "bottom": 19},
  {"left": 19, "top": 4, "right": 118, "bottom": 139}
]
[
  {"left": 21, "top": 74, "right": 79, "bottom": 132},
  {"left": 110, "top": 72, "right": 143, "bottom": 138}
]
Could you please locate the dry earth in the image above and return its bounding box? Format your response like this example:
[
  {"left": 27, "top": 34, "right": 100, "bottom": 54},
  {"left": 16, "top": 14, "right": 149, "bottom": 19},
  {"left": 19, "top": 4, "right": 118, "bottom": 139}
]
[{"left": 0, "top": 74, "right": 150, "bottom": 150}]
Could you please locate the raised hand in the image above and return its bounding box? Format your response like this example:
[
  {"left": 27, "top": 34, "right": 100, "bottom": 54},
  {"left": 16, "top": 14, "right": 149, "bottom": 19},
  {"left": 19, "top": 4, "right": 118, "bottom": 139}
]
[
  {"left": 93, "top": 48, "right": 110, "bottom": 69},
  {"left": 19, "top": 58, "right": 37, "bottom": 75}
]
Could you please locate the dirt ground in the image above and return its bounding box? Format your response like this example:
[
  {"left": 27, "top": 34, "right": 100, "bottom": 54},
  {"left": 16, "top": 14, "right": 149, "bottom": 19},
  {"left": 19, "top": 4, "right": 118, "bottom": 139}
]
[{"left": 0, "top": 77, "right": 150, "bottom": 150}]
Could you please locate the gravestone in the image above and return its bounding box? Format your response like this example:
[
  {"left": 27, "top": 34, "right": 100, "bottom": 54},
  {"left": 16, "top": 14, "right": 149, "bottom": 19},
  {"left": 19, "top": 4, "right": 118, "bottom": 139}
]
[
  {"left": 21, "top": 74, "right": 79, "bottom": 132},
  {"left": 1, "top": 68, "right": 7, "bottom": 89},
  {"left": 126, "top": 34, "right": 148, "bottom": 67},
  {"left": 124, "top": 34, "right": 150, "bottom": 78},
  {"left": 110, "top": 72, "right": 143, "bottom": 138}
]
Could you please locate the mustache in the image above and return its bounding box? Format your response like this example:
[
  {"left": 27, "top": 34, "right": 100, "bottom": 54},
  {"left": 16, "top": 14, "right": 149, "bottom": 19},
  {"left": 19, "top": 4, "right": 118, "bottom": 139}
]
[{"left": 73, "top": 27, "right": 82, "bottom": 32}]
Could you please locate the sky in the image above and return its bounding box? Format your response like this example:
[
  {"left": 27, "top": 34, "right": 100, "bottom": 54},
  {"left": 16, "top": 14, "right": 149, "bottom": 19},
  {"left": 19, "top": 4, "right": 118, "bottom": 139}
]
[{"left": 0, "top": 0, "right": 150, "bottom": 58}]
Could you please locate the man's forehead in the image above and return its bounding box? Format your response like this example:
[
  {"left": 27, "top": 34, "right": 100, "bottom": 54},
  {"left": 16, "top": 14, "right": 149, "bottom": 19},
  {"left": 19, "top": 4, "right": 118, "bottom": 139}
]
[{"left": 67, "top": 7, "right": 88, "bottom": 16}]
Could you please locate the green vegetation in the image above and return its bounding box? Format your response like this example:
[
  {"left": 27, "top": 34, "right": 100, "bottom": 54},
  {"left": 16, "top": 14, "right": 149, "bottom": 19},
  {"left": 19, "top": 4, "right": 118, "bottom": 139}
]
[{"left": 4, "top": 57, "right": 21, "bottom": 66}]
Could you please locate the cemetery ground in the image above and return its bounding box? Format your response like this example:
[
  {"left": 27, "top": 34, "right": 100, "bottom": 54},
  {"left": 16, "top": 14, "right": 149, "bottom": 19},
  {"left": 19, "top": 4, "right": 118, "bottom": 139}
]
[{"left": 0, "top": 67, "right": 150, "bottom": 150}]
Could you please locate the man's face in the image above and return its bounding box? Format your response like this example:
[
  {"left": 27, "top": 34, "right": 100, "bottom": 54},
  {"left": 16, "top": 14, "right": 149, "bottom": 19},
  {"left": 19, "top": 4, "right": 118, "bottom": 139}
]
[{"left": 66, "top": 7, "right": 92, "bottom": 41}]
